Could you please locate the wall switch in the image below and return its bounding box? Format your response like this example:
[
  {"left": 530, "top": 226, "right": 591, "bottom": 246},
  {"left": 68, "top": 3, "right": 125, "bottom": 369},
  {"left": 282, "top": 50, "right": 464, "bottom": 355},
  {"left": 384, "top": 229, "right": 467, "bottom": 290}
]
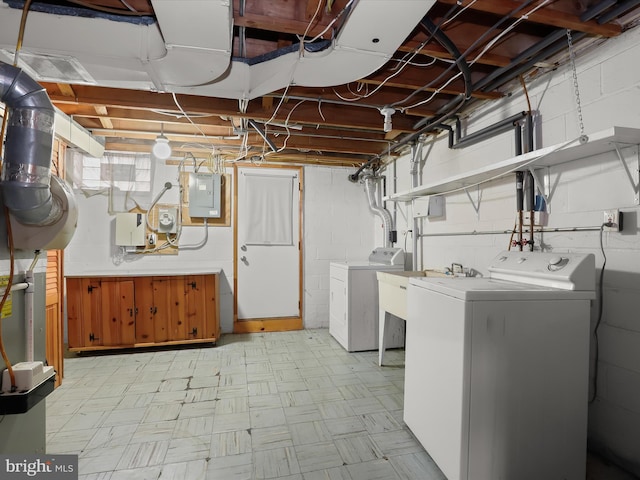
[{"left": 603, "top": 209, "right": 622, "bottom": 231}]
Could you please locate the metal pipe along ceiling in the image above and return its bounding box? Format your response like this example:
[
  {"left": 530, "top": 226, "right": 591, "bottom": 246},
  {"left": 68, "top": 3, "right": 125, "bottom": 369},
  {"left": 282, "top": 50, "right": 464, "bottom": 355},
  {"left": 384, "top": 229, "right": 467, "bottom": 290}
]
[{"left": 0, "top": 60, "right": 57, "bottom": 225}]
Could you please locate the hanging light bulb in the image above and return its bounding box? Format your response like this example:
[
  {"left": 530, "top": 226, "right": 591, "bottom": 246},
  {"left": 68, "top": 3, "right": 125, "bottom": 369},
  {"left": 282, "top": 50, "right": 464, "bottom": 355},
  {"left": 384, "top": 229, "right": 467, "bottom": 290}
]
[{"left": 152, "top": 123, "right": 172, "bottom": 160}]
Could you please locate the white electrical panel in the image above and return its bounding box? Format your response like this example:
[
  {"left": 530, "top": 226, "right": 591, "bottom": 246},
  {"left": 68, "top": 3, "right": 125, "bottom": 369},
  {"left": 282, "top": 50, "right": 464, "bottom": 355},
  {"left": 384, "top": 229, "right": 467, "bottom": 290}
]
[
  {"left": 189, "top": 173, "right": 222, "bottom": 218},
  {"left": 115, "top": 212, "right": 146, "bottom": 246}
]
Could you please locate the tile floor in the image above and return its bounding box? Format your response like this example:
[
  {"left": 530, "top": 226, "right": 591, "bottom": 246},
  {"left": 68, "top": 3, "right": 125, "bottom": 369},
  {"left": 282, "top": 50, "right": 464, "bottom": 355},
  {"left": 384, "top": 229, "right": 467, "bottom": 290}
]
[{"left": 46, "top": 329, "right": 636, "bottom": 480}]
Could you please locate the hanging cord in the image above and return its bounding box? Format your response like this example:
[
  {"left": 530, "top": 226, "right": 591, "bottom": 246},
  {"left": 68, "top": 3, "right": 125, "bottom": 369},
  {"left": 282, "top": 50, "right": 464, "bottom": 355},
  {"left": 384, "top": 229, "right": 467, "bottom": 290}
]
[
  {"left": 589, "top": 224, "right": 608, "bottom": 404},
  {"left": 566, "top": 30, "right": 589, "bottom": 144}
]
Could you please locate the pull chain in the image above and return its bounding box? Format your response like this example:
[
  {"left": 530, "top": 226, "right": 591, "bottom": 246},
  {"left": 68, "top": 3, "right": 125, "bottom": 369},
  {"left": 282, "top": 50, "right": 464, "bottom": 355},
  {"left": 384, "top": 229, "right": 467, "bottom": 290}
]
[{"left": 566, "top": 29, "right": 589, "bottom": 144}]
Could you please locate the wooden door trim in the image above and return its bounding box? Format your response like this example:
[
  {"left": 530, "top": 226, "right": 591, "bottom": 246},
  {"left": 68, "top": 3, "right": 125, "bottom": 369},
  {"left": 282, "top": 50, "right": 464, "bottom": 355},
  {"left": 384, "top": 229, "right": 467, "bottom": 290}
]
[{"left": 233, "top": 164, "right": 304, "bottom": 333}]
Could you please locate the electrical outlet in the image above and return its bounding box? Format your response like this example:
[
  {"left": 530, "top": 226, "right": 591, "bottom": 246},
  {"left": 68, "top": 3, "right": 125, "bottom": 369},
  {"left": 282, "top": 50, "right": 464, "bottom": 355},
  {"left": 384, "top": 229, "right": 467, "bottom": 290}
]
[{"left": 603, "top": 209, "right": 622, "bottom": 231}]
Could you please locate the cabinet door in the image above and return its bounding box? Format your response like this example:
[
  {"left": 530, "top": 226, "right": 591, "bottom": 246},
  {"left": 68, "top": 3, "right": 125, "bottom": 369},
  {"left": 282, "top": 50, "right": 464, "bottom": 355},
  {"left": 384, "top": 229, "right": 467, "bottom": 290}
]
[
  {"left": 135, "top": 276, "right": 155, "bottom": 343},
  {"left": 100, "top": 280, "right": 135, "bottom": 346},
  {"left": 66, "top": 278, "right": 85, "bottom": 349},
  {"left": 185, "top": 274, "right": 218, "bottom": 340},
  {"left": 152, "top": 276, "right": 186, "bottom": 342}
]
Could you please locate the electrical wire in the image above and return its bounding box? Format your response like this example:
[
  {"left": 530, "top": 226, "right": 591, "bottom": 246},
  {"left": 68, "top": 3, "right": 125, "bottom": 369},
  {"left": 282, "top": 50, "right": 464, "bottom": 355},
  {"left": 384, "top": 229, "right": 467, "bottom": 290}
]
[
  {"left": 589, "top": 223, "right": 608, "bottom": 404},
  {"left": 334, "top": 0, "right": 467, "bottom": 104},
  {"left": 177, "top": 219, "right": 209, "bottom": 250},
  {"left": 65, "top": 0, "right": 150, "bottom": 16},
  {"left": 519, "top": 75, "right": 533, "bottom": 114},
  {"left": 119, "top": 0, "right": 137, "bottom": 12},
  {"left": 304, "top": 0, "right": 355, "bottom": 43},
  {"left": 268, "top": 100, "right": 306, "bottom": 155},
  {"left": 171, "top": 93, "right": 217, "bottom": 152},
  {"left": 0, "top": 208, "right": 17, "bottom": 391},
  {"left": 393, "top": 0, "right": 540, "bottom": 111}
]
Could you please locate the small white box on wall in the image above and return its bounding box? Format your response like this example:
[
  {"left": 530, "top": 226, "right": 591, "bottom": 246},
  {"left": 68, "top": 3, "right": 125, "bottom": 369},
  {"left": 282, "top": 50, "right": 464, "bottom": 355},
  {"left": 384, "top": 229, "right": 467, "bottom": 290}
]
[
  {"left": 115, "top": 212, "right": 146, "bottom": 246},
  {"left": 427, "top": 195, "right": 445, "bottom": 218}
]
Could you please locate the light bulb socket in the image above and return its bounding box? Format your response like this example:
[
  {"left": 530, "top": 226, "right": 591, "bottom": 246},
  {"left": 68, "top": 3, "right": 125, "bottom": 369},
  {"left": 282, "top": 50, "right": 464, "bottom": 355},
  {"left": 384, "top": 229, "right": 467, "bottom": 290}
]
[{"left": 152, "top": 135, "right": 172, "bottom": 160}]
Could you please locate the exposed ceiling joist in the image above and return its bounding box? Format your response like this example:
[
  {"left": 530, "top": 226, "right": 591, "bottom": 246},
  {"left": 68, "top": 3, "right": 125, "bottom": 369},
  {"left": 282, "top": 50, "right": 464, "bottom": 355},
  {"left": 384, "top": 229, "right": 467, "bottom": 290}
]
[{"left": 3, "top": 0, "right": 634, "bottom": 167}]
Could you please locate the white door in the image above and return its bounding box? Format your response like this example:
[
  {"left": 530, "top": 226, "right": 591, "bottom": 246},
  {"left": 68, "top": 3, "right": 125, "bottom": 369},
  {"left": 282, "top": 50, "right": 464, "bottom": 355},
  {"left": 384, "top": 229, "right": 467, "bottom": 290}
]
[{"left": 236, "top": 167, "right": 301, "bottom": 325}]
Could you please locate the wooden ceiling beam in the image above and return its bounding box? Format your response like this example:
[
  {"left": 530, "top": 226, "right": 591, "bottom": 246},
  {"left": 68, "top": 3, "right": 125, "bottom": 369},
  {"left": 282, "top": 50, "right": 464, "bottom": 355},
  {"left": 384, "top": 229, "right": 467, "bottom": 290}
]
[
  {"left": 233, "top": 12, "right": 332, "bottom": 38},
  {"left": 101, "top": 130, "right": 385, "bottom": 156},
  {"left": 436, "top": 0, "right": 622, "bottom": 37},
  {"left": 94, "top": 105, "right": 114, "bottom": 129},
  {"left": 44, "top": 84, "right": 418, "bottom": 133},
  {"left": 398, "top": 40, "right": 512, "bottom": 68}
]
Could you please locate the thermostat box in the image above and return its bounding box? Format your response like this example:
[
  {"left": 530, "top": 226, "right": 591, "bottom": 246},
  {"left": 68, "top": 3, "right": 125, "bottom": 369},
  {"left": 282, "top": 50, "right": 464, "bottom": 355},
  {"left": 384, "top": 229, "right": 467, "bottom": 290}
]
[
  {"left": 115, "top": 212, "right": 146, "bottom": 246},
  {"left": 189, "top": 173, "right": 221, "bottom": 218}
]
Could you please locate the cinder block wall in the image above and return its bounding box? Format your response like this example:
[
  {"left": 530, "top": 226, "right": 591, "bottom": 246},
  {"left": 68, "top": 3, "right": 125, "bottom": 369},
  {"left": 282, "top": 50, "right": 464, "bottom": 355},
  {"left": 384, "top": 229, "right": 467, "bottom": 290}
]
[
  {"left": 388, "top": 25, "right": 640, "bottom": 475},
  {"left": 303, "top": 166, "right": 379, "bottom": 329}
]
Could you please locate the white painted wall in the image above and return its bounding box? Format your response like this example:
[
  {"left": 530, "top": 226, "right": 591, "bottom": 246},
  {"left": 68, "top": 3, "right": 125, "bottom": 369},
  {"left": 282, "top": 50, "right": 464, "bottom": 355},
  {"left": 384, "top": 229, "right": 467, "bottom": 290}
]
[
  {"left": 64, "top": 163, "right": 236, "bottom": 332},
  {"left": 64, "top": 162, "right": 379, "bottom": 334},
  {"left": 303, "top": 166, "right": 381, "bottom": 328},
  {"left": 385, "top": 25, "right": 640, "bottom": 475}
]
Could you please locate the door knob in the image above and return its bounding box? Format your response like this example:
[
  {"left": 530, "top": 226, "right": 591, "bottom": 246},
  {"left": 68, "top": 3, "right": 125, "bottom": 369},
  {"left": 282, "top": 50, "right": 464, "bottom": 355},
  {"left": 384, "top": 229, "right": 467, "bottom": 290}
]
[
  {"left": 241, "top": 245, "right": 247, "bottom": 251},
  {"left": 240, "top": 256, "right": 247, "bottom": 264}
]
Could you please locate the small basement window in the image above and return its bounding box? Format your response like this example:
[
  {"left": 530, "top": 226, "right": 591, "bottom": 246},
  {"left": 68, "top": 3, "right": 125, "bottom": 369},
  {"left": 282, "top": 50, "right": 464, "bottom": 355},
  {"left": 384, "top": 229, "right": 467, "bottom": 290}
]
[{"left": 67, "top": 150, "right": 152, "bottom": 193}]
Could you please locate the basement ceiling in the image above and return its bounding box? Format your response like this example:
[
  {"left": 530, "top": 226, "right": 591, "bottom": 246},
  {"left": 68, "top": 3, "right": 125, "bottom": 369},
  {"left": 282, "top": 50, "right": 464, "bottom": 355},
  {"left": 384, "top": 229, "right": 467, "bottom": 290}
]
[{"left": 1, "top": 0, "right": 639, "bottom": 168}]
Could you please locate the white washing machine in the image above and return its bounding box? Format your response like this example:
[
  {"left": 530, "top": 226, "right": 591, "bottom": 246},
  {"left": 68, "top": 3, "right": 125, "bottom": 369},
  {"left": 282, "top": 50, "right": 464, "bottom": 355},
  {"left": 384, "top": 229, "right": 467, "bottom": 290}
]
[
  {"left": 330, "top": 247, "right": 405, "bottom": 352},
  {"left": 405, "top": 250, "right": 595, "bottom": 480}
]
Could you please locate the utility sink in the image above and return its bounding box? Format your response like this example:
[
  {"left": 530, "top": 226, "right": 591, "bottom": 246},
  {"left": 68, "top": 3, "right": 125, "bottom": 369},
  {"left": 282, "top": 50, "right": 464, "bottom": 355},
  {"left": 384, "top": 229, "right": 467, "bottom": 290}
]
[
  {"left": 376, "top": 269, "right": 449, "bottom": 366},
  {"left": 376, "top": 270, "right": 448, "bottom": 320}
]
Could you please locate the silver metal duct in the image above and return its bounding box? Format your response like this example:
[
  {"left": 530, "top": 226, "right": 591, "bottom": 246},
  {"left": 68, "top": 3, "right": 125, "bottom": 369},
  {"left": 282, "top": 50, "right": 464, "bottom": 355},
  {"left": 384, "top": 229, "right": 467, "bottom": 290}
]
[
  {"left": 0, "top": 60, "right": 57, "bottom": 225},
  {"left": 363, "top": 175, "right": 393, "bottom": 248}
]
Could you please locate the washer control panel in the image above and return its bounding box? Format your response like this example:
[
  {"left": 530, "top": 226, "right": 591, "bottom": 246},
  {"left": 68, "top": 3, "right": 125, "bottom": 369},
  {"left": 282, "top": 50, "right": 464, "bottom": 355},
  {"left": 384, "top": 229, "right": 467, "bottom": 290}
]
[
  {"left": 489, "top": 251, "right": 595, "bottom": 290},
  {"left": 369, "top": 248, "right": 404, "bottom": 265}
]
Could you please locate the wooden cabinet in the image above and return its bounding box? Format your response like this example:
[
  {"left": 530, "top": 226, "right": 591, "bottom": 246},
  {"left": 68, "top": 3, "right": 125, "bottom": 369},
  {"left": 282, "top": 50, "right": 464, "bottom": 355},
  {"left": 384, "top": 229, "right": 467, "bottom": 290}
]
[{"left": 66, "top": 274, "right": 220, "bottom": 351}]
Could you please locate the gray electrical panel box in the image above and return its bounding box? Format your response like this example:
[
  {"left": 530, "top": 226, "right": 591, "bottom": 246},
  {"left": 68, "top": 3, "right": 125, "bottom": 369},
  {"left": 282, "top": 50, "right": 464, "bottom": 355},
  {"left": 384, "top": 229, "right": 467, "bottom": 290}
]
[{"left": 188, "top": 173, "right": 222, "bottom": 218}]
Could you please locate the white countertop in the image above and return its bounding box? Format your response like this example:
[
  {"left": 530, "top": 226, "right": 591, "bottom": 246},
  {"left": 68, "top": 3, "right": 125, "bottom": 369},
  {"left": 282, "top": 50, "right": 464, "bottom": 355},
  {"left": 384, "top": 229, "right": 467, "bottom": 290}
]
[{"left": 65, "top": 269, "right": 222, "bottom": 277}]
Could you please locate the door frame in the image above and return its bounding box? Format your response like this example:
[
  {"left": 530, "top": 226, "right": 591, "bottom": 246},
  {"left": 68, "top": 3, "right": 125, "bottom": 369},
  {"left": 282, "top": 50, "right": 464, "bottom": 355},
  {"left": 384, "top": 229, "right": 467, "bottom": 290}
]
[{"left": 233, "top": 163, "right": 304, "bottom": 333}]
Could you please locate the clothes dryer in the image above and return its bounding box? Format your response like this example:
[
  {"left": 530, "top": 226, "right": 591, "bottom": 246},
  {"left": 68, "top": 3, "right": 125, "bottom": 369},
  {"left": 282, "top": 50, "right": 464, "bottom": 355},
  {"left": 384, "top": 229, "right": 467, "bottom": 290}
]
[{"left": 329, "top": 248, "right": 405, "bottom": 352}]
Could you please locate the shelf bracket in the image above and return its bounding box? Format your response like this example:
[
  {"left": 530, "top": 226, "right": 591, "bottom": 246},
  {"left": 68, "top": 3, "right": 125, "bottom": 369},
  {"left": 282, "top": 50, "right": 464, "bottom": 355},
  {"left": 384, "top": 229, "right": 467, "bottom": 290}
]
[
  {"left": 464, "top": 186, "right": 482, "bottom": 217},
  {"left": 612, "top": 142, "right": 640, "bottom": 204},
  {"left": 527, "top": 166, "right": 550, "bottom": 213}
]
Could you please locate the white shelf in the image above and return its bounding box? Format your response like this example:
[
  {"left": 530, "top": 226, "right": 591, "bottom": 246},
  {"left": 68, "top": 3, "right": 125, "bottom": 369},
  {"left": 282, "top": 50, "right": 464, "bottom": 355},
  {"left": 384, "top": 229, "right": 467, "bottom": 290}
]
[{"left": 385, "top": 126, "right": 640, "bottom": 202}]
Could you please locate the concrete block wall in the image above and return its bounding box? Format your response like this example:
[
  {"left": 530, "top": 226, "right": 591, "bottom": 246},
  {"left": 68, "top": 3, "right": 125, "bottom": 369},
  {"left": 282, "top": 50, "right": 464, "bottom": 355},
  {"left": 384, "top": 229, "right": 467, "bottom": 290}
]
[
  {"left": 303, "top": 166, "right": 378, "bottom": 329},
  {"left": 386, "top": 24, "right": 640, "bottom": 475}
]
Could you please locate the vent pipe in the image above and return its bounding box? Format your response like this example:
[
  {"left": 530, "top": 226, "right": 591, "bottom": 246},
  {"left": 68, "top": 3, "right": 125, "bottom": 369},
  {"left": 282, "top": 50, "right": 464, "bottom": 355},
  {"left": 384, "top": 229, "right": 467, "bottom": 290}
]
[
  {"left": 363, "top": 175, "right": 393, "bottom": 248},
  {"left": 0, "top": 61, "right": 57, "bottom": 225}
]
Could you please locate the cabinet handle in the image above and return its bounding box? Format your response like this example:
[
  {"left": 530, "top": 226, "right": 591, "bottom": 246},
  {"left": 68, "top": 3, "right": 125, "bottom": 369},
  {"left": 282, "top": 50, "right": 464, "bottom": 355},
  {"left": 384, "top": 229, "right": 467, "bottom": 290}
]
[{"left": 151, "top": 306, "right": 157, "bottom": 315}]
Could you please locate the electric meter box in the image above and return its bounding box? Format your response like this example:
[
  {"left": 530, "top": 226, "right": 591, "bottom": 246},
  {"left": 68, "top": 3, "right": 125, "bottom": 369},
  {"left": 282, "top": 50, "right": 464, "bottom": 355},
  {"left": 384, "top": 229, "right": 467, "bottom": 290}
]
[
  {"left": 157, "top": 206, "right": 178, "bottom": 234},
  {"left": 115, "top": 212, "right": 146, "bottom": 246},
  {"left": 189, "top": 173, "right": 221, "bottom": 218}
]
